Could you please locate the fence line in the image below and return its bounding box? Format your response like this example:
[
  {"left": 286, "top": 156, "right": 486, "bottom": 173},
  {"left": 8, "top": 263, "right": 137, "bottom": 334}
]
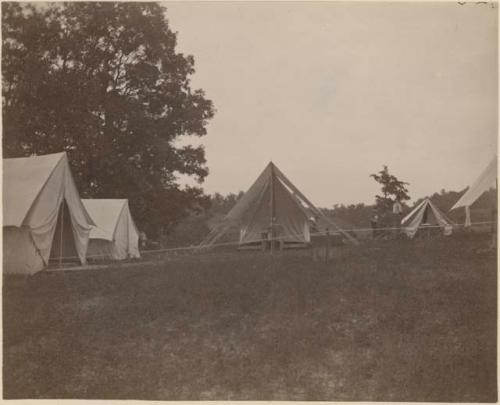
[{"left": 48, "top": 220, "right": 496, "bottom": 262}]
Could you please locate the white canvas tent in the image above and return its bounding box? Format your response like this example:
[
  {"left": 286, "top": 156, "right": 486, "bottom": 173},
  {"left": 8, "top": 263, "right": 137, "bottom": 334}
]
[
  {"left": 200, "top": 162, "right": 358, "bottom": 248},
  {"left": 450, "top": 156, "right": 497, "bottom": 226},
  {"left": 401, "top": 198, "right": 453, "bottom": 239},
  {"left": 82, "top": 199, "right": 140, "bottom": 261},
  {"left": 3, "top": 152, "right": 94, "bottom": 275}
]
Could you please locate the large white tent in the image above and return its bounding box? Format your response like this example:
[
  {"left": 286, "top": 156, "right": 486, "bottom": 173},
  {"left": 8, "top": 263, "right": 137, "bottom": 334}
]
[
  {"left": 450, "top": 156, "right": 497, "bottom": 226},
  {"left": 401, "top": 198, "right": 453, "bottom": 239},
  {"left": 3, "top": 152, "right": 94, "bottom": 275},
  {"left": 200, "top": 162, "right": 358, "bottom": 248},
  {"left": 82, "top": 199, "right": 140, "bottom": 261}
]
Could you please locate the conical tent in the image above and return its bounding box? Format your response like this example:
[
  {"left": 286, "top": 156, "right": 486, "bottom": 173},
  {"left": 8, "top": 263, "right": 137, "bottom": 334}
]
[
  {"left": 401, "top": 198, "right": 453, "bottom": 239},
  {"left": 3, "top": 152, "right": 95, "bottom": 275},
  {"left": 82, "top": 199, "right": 141, "bottom": 261},
  {"left": 450, "top": 156, "right": 497, "bottom": 226},
  {"left": 200, "top": 162, "right": 358, "bottom": 247}
]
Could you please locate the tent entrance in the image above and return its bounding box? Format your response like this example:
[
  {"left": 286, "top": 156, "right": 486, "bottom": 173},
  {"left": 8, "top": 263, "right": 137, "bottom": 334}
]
[
  {"left": 199, "top": 162, "right": 358, "bottom": 249},
  {"left": 49, "top": 200, "right": 79, "bottom": 265},
  {"left": 402, "top": 198, "right": 453, "bottom": 239},
  {"left": 422, "top": 205, "right": 429, "bottom": 224},
  {"left": 238, "top": 222, "right": 311, "bottom": 250}
]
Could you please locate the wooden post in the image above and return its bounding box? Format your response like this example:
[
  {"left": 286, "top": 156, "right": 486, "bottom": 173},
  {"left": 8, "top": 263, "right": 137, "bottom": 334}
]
[
  {"left": 491, "top": 180, "right": 497, "bottom": 249},
  {"left": 325, "top": 228, "right": 330, "bottom": 263}
]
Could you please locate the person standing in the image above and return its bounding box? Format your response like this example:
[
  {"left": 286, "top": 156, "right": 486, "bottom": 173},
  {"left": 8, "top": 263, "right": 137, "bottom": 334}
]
[{"left": 139, "top": 231, "right": 147, "bottom": 250}]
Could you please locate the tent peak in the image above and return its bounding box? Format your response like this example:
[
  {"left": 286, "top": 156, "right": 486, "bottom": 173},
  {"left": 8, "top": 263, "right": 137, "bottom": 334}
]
[
  {"left": 199, "top": 160, "right": 359, "bottom": 247},
  {"left": 267, "top": 161, "right": 282, "bottom": 172}
]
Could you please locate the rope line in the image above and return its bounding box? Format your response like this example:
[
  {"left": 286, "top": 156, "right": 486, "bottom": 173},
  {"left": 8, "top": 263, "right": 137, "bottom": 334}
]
[{"left": 48, "top": 220, "right": 497, "bottom": 261}]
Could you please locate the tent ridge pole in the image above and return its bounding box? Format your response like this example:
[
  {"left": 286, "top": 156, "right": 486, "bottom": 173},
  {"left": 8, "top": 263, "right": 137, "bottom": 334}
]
[{"left": 59, "top": 200, "right": 64, "bottom": 268}]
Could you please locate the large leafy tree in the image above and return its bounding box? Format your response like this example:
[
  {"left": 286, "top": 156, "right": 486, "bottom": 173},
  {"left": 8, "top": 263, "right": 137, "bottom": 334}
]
[
  {"left": 370, "top": 166, "right": 410, "bottom": 212},
  {"left": 2, "top": 2, "right": 215, "bottom": 238}
]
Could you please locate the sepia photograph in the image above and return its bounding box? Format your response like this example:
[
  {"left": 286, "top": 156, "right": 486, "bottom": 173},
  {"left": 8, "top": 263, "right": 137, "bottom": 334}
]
[{"left": 2, "top": 0, "right": 498, "bottom": 401}]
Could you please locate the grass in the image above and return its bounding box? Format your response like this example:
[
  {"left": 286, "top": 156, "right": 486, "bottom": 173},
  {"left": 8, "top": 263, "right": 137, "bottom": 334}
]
[{"left": 3, "top": 233, "right": 497, "bottom": 401}]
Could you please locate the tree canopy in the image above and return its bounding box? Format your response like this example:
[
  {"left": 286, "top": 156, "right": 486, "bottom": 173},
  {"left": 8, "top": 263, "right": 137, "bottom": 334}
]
[
  {"left": 370, "top": 166, "right": 410, "bottom": 212},
  {"left": 2, "top": 2, "right": 215, "bottom": 238}
]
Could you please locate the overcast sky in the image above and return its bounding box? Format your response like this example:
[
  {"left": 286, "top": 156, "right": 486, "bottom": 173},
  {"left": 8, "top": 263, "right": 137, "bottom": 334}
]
[{"left": 165, "top": 1, "right": 497, "bottom": 207}]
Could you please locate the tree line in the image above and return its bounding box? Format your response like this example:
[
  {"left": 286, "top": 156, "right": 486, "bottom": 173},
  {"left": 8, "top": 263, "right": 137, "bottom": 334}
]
[
  {"left": 165, "top": 167, "right": 496, "bottom": 246},
  {"left": 2, "top": 2, "right": 215, "bottom": 238},
  {"left": 3, "top": 4, "right": 494, "bottom": 243}
]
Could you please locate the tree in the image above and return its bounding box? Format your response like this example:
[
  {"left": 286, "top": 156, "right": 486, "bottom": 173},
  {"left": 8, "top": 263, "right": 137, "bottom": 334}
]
[
  {"left": 162, "top": 191, "right": 245, "bottom": 248},
  {"left": 208, "top": 192, "right": 244, "bottom": 215},
  {"left": 370, "top": 166, "right": 410, "bottom": 212},
  {"left": 2, "top": 2, "right": 215, "bottom": 238},
  {"left": 324, "top": 202, "right": 374, "bottom": 229}
]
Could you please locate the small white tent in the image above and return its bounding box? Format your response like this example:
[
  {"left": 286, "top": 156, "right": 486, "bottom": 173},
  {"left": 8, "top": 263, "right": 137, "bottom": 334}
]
[
  {"left": 3, "top": 152, "right": 94, "bottom": 275},
  {"left": 200, "top": 162, "right": 358, "bottom": 248},
  {"left": 401, "top": 198, "right": 453, "bottom": 239},
  {"left": 81, "top": 199, "right": 140, "bottom": 261},
  {"left": 450, "top": 156, "right": 497, "bottom": 226}
]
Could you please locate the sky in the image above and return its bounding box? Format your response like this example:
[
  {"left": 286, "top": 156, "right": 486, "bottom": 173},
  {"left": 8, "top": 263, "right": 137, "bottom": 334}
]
[{"left": 164, "top": 1, "right": 498, "bottom": 207}]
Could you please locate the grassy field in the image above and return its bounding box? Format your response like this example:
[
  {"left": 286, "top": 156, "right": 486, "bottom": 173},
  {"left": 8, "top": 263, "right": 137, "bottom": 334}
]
[{"left": 3, "top": 234, "right": 497, "bottom": 401}]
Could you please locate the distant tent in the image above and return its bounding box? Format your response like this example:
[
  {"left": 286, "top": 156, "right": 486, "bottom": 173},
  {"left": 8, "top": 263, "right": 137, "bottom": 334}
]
[
  {"left": 3, "top": 152, "right": 94, "bottom": 275},
  {"left": 401, "top": 198, "right": 453, "bottom": 239},
  {"left": 200, "top": 162, "right": 358, "bottom": 248},
  {"left": 450, "top": 156, "right": 497, "bottom": 226},
  {"left": 82, "top": 199, "right": 140, "bottom": 261}
]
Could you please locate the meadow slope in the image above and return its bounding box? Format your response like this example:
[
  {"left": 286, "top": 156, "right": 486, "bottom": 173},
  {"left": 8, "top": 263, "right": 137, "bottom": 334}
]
[{"left": 3, "top": 234, "right": 497, "bottom": 400}]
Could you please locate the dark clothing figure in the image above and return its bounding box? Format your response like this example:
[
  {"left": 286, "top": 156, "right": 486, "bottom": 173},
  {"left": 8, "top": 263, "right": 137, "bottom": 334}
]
[{"left": 139, "top": 231, "right": 147, "bottom": 249}]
